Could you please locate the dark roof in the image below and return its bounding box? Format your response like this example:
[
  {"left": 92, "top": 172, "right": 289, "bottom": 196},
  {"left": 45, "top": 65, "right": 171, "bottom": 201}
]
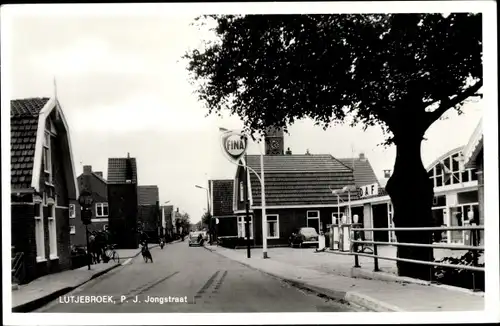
[
  {"left": 11, "top": 98, "right": 50, "bottom": 190},
  {"left": 337, "top": 158, "right": 379, "bottom": 187},
  {"left": 246, "top": 155, "right": 355, "bottom": 206},
  {"left": 107, "top": 157, "right": 138, "bottom": 184},
  {"left": 138, "top": 185, "right": 159, "bottom": 205},
  {"left": 211, "top": 179, "right": 234, "bottom": 216},
  {"left": 11, "top": 97, "right": 50, "bottom": 117}
]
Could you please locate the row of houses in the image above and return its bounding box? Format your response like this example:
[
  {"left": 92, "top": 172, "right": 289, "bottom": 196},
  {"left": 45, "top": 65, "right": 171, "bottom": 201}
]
[
  {"left": 10, "top": 97, "right": 184, "bottom": 283},
  {"left": 210, "top": 125, "right": 484, "bottom": 248}
]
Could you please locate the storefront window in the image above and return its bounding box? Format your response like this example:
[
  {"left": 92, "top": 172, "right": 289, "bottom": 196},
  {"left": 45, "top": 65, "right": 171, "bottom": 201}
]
[{"left": 449, "top": 204, "right": 479, "bottom": 244}]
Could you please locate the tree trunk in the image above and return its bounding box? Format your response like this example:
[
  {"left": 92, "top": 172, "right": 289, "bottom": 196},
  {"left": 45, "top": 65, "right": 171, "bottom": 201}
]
[{"left": 385, "top": 133, "right": 435, "bottom": 281}]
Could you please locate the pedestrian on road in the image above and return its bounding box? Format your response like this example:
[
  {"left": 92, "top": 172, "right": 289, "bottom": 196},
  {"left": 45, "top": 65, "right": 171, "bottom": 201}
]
[{"left": 140, "top": 230, "right": 150, "bottom": 248}]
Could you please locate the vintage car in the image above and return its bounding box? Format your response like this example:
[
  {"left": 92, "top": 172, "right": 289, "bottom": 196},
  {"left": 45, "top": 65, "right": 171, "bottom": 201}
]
[
  {"left": 288, "top": 227, "right": 319, "bottom": 248},
  {"left": 188, "top": 231, "right": 205, "bottom": 247}
]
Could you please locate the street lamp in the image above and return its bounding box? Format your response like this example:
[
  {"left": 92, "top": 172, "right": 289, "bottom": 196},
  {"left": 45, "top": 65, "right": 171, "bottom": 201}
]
[
  {"left": 78, "top": 189, "right": 94, "bottom": 270},
  {"left": 195, "top": 184, "right": 212, "bottom": 243}
]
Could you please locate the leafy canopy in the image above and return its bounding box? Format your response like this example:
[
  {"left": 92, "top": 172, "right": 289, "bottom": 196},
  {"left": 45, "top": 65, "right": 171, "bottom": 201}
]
[{"left": 185, "top": 14, "right": 482, "bottom": 144}]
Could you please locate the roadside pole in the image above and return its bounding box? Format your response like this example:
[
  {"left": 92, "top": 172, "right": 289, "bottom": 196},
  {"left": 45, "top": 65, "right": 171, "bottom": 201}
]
[
  {"left": 260, "top": 150, "right": 268, "bottom": 258},
  {"left": 244, "top": 152, "right": 251, "bottom": 258}
]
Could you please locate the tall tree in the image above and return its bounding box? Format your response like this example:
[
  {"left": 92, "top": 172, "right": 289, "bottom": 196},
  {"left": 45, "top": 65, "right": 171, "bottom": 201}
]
[{"left": 184, "top": 14, "right": 483, "bottom": 280}]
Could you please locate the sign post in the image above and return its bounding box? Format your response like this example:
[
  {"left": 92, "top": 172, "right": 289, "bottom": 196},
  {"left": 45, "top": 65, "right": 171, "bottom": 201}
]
[{"left": 220, "top": 130, "right": 251, "bottom": 258}]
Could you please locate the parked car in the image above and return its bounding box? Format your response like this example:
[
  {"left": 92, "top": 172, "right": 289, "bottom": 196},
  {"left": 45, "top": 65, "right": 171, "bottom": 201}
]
[
  {"left": 289, "top": 227, "right": 319, "bottom": 248},
  {"left": 188, "top": 232, "right": 204, "bottom": 247}
]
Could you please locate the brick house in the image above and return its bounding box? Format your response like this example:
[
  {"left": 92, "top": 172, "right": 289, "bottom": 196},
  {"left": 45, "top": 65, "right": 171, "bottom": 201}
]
[
  {"left": 107, "top": 155, "right": 139, "bottom": 249},
  {"left": 137, "top": 185, "right": 160, "bottom": 240},
  {"left": 217, "top": 129, "right": 358, "bottom": 247},
  {"left": 209, "top": 180, "right": 237, "bottom": 241},
  {"left": 11, "top": 97, "right": 79, "bottom": 283},
  {"left": 70, "top": 165, "right": 108, "bottom": 246}
]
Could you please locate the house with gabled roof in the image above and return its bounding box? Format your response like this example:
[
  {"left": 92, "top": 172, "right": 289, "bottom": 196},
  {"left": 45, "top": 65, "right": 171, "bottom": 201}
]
[
  {"left": 11, "top": 97, "right": 79, "bottom": 283},
  {"left": 107, "top": 154, "right": 139, "bottom": 249},
  {"left": 138, "top": 185, "right": 160, "bottom": 240},
  {"left": 71, "top": 165, "right": 109, "bottom": 246}
]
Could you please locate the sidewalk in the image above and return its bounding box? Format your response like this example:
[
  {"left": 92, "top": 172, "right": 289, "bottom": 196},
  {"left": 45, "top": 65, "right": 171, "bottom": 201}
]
[
  {"left": 204, "top": 245, "right": 484, "bottom": 312},
  {"left": 12, "top": 262, "right": 121, "bottom": 312}
]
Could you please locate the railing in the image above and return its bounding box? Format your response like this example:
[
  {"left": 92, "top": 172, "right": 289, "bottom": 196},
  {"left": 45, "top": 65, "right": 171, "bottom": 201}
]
[
  {"left": 12, "top": 252, "right": 26, "bottom": 285},
  {"left": 349, "top": 224, "right": 484, "bottom": 291}
]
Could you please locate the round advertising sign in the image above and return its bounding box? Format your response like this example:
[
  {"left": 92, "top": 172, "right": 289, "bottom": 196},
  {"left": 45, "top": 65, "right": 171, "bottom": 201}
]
[{"left": 221, "top": 131, "right": 248, "bottom": 162}]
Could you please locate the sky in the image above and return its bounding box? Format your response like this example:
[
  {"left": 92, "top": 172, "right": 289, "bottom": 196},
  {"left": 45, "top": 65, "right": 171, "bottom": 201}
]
[{"left": 5, "top": 11, "right": 483, "bottom": 224}]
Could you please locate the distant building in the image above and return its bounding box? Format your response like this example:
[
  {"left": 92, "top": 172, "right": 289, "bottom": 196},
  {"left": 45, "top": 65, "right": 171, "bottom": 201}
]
[
  {"left": 137, "top": 185, "right": 160, "bottom": 240},
  {"left": 11, "top": 97, "right": 78, "bottom": 283},
  {"left": 107, "top": 154, "right": 139, "bottom": 249},
  {"left": 71, "top": 165, "right": 108, "bottom": 246},
  {"left": 161, "top": 205, "right": 175, "bottom": 241}
]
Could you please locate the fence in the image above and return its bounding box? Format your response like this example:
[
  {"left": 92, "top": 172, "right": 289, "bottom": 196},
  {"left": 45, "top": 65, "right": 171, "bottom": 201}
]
[
  {"left": 12, "top": 252, "right": 26, "bottom": 284},
  {"left": 350, "top": 224, "right": 484, "bottom": 291}
]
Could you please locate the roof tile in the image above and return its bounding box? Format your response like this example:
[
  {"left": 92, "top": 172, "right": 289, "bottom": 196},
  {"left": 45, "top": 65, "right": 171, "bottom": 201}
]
[
  {"left": 245, "top": 155, "right": 355, "bottom": 206},
  {"left": 10, "top": 99, "right": 48, "bottom": 190}
]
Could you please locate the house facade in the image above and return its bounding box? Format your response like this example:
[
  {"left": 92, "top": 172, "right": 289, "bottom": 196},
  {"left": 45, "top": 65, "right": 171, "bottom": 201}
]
[
  {"left": 345, "top": 128, "right": 482, "bottom": 245},
  {"left": 209, "top": 180, "right": 237, "bottom": 241},
  {"left": 138, "top": 185, "right": 160, "bottom": 240},
  {"left": 107, "top": 155, "right": 139, "bottom": 249},
  {"left": 71, "top": 165, "right": 109, "bottom": 246},
  {"left": 214, "top": 130, "right": 358, "bottom": 248},
  {"left": 11, "top": 97, "right": 79, "bottom": 283}
]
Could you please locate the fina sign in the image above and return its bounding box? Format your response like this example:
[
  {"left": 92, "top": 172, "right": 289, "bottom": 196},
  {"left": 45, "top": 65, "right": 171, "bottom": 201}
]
[
  {"left": 358, "top": 183, "right": 379, "bottom": 199},
  {"left": 221, "top": 131, "right": 248, "bottom": 162}
]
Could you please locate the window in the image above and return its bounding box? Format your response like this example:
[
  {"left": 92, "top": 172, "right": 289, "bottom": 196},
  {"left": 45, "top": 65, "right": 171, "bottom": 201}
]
[
  {"left": 69, "top": 204, "right": 76, "bottom": 218},
  {"left": 47, "top": 203, "right": 57, "bottom": 258},
  {"left": 307, "top": 211, "right": 319, "bottom": 219},
  {"left": 267, "top": 215, "right": 279, "bottom": 239},
  {"left": 34, "top": 201, "right": 45, "bottom": 261},
  {"left": 239, "top": 181, "right": 244, "bottom": 202},
  {"left": 69, "top": 225, "right": 76, "bottom": 234},
  {"left": 96, "top": 203, "right": 109, "bottom": 217},
  {"left": 43, "top": 132, "right": 52, "bottom": 183},
  {"left": 237, "top": 216, "right": 253, "bottom": 239}
]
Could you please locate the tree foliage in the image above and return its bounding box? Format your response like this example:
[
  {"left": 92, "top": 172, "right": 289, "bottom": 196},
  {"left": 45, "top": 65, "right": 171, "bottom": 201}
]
[
  {"left": 185, "top": 14, "right": 482, "bottom": 144},
  {"left": 201, "top": 211, "right": 212, "bottom": 227},
  {"left": 175, "top": 212, "right": 191, "bottom": 233}
]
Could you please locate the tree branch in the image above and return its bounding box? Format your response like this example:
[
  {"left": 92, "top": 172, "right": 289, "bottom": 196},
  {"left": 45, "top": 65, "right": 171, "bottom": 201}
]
[{"left": 425, "top": 81, "right": 483, "bottom": 128}]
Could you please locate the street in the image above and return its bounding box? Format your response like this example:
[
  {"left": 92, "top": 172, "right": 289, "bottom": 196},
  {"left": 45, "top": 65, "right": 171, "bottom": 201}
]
[{"left": 36, "top": 242, "right": 356, "bottom": 312}]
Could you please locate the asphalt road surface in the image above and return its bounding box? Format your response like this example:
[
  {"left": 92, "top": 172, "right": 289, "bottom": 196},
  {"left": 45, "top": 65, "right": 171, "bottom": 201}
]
[{"left": 37, "top": 241, "right": 356, "bottom": 312}]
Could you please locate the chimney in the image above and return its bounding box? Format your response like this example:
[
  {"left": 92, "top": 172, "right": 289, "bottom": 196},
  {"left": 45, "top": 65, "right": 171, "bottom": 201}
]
[
  {"left": 83, "top": 165, "right": 92, "bottom": 175},
  {"left": 285, "top": 147, "right": 292, "bottom": 155},
  {"left": 359, "top": 153, "right": 366, "bottom": 161},
  {"left": 305, "top": 149, "right": 311, "bottom": 155},
  {"left": 384, "top": 169, "right": 391, "bottom": 178},
  {"left": 176, "top": 207, "right": 179, "bottom": 213}
]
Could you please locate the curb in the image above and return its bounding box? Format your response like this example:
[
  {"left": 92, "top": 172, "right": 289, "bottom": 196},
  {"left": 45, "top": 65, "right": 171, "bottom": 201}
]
[
  {"left": 12, "top": 263, "right": 121, "bottom": 313},
  {"left": 204, "top": 246, "right": 388, "bottom": 312}
]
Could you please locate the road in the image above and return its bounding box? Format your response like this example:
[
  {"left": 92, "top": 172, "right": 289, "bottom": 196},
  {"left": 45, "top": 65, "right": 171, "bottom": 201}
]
[{"left": 37, "top": 241, "right": 356, "bottom": 312}]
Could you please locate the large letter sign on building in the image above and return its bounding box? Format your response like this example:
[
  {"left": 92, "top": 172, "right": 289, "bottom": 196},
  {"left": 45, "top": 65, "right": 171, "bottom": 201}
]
[
  {"left": 221, "top": 131, "right": 248, "bottom": 162},
  {"left": 358, "top": 183, "right": 379, "bottom": 199}
]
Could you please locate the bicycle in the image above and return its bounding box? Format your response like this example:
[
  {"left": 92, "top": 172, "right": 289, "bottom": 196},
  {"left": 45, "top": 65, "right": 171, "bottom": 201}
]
[{"left": 104, "top": 244, "right": 120, "bottom": 263}]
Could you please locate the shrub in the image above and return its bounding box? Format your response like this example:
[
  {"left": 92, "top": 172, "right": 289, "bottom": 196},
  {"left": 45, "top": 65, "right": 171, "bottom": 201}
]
[{"left": 433, "top": 250, "right": 484, "bottom": 291}]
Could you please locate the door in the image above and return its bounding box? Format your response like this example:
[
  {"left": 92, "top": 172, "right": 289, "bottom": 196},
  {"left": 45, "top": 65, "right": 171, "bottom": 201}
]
[{"left": 372, "top": 204, "right": 389, "bottom": 242}]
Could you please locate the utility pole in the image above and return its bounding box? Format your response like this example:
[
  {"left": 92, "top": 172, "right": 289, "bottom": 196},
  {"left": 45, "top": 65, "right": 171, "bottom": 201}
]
[{"left": 244, "top": 153, "right": 251, "bottom": 258}]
